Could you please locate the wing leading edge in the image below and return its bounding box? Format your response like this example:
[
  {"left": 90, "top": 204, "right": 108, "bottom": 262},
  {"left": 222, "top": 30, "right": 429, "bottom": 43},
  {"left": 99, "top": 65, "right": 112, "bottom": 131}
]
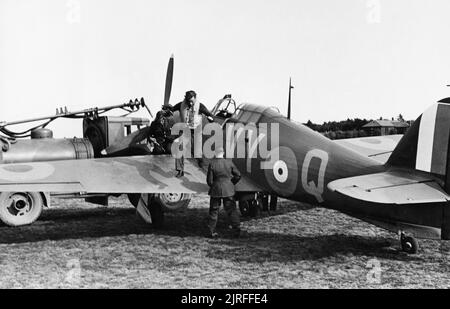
[
  {"left": 0, "top": 155, "right": 261, "bottom": 194},
  {"left": 0, "top": 156, "right": 207, "bottom": 194}
]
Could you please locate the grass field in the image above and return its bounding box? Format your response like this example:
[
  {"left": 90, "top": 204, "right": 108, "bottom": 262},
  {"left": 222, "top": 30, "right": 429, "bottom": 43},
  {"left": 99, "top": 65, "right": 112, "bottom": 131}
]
[{"left": 0, "top": 195, "right": 449, "bottom": 289}]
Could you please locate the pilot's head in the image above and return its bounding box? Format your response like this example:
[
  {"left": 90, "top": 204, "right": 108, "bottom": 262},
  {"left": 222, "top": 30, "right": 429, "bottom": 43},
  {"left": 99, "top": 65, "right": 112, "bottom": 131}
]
[{"left": 184, "top": 90, "right": 197, "bottom": 107}]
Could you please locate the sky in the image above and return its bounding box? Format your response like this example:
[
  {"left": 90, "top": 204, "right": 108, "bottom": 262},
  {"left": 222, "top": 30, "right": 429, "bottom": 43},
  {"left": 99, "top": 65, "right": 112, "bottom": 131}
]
[{"left": 1, "top": 0, "right": 450, "bottom": 137}]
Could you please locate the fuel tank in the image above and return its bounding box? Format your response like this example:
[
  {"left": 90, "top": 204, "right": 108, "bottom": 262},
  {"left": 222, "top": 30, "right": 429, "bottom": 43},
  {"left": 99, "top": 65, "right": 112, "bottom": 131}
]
[{"left": 0, "top": 137, "right": 94, "bottom": 164}]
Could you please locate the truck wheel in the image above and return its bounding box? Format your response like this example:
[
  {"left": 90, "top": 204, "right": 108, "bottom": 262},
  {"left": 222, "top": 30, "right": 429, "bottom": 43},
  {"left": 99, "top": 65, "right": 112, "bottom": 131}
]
[
  {"left": 154, "top": 193, "right": 191, "bottom": 212},
  {"left": 0, "top": 192, "right": 43, "bottom": 227}
]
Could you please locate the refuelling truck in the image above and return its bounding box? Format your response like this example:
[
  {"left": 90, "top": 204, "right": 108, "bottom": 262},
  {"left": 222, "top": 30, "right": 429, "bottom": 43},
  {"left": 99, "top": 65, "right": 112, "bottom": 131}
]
[{"left": 0, "top": 99, "right": 191, "bottom": 226}]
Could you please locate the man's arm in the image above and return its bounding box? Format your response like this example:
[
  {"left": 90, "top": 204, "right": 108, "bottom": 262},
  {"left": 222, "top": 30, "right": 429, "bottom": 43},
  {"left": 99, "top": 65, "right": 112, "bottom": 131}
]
[
  {"left": 171, "top": 102, "right": 183, "bottom": 112},
  {"left": 230, "top": 163, "right": 241, "bottom": 185},
  {"left": 199, "top": 103, "right": 214, "bottom": 119},
  {"left": 163, "top": 102, "right": 182, "bottom": 113}
]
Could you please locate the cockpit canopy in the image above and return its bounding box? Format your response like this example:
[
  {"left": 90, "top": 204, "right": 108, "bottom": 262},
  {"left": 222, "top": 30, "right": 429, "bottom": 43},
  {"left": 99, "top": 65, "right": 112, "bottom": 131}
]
[
  {"left": 211, "top": 94, "right": 285, "bottom": 125},
  {"left": 211, "top": 95, "right": 237, "bottom": 119}
]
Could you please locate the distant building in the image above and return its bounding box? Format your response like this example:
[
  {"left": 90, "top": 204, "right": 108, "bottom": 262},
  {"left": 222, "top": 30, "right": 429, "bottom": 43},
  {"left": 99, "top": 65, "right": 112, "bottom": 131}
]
[{"left": 362, "top": 119, "right": 410, "bottom": 136}]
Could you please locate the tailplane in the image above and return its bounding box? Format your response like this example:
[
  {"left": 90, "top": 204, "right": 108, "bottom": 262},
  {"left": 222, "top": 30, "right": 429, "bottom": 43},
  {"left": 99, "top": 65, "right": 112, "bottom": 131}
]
[{"left": 387, "top": 98, "right": 450, "bottom": 240}]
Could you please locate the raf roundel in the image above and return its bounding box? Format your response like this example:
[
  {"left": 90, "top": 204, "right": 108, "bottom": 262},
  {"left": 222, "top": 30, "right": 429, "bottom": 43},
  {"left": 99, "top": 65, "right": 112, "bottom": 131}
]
[
  {"left": 273, "top": 160, "right": 288, "bottom": 183},
  {"left": 263, "top": 146, "right": 298, "bottom": 197},
  {"left": 0, "top": 163, "right": 55, "bottom": 182}
]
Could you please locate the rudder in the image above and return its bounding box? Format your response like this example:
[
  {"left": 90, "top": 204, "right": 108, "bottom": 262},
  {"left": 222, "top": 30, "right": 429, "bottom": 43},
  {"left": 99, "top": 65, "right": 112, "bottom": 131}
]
[{"left": 388, "top": 98, "right": 450, "bottom": 240}]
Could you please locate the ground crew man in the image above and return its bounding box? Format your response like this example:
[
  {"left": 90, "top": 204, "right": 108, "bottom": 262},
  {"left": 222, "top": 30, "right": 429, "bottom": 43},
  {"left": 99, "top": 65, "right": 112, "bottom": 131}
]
[
  {"left": 206, "top": 147, "right": 242, "bottom": 238},
  {"left": 148, "top": 109, "right": 176, "bottom": 154},
  {"left": 165, "top": 90, "right": 214, "bottom": 177}
]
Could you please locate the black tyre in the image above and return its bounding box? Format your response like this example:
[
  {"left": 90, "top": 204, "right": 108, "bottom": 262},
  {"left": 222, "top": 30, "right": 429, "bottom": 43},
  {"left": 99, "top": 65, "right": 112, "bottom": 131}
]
[
  {"left": 239, "top": 199, "right": 261, "bottom": 218},
  {"left": 148, "top": 199, "right": 164, "bottom": 229},
  {"left": 269, "top": 195, "right": 278, "bottom": 211},
  {"left": 249, "top": 199, "right": 261, "bottom": 217},
  {"left": 239, "top": 200, "right": 251, "bottom": 217},
  {"left": 401, "top": 235, "right": 419, "bottom": 254},
  {"left": 261, "top": 194, "right": 269, "bottom": 211},
  {"left": 0, "top": 192, "right": 43, "bottom": 227},
  {"left": 154, "top": 193, "right": 191, "bottom": 212}
]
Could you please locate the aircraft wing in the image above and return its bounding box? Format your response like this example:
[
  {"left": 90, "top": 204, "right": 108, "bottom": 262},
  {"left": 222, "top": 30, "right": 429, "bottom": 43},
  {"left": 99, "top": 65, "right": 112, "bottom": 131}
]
[
  {"left": 327, "top": 169, "right": 449, "bottom": 205},
  {"left": 0, "top": 156, "right": 209, "bottom": 194},
  {"left": 334, "top": 135, "right": 403, "bottom": 164},
  {"left": 0, "top": 155, "right": 261, "bottom": 194}
]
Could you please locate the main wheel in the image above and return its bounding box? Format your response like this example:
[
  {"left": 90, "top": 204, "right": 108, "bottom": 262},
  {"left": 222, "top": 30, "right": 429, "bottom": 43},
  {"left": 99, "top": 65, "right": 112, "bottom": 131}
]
[
  {"left": 154, "top": 193, "right": 191, "bottom": 212},
  {"left": 269, "top": 195, "right": 278, "bottom": 211},
  {"left": 0, "top": 192, "right": 43, "bottom": 227},
  {"left": 148, "top": 199, "right": 164, "bottom": 229},
  {"left": 239, "top": 200, "right": 251, "bottom": 217},
  {"left": 249, "top": 199, "right": 261, "bottom": 217},
  {"left": 401, "top": 235, "right": 419, "bottom": 254},
  {"left": 261, "top": 194, "right": 269, "bottom": 211},
  {"left": 239, "top": 199, "right": 261, "bottom": 218}
]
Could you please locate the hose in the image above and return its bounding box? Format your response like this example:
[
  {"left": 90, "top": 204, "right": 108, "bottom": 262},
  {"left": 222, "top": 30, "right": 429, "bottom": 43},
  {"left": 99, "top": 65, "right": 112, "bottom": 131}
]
[
  {"left": 0, "top": 119, "right": 54, "bottom": 139},
  {"left": 0, "top": 135, "right": 16, "bottom": 152}
]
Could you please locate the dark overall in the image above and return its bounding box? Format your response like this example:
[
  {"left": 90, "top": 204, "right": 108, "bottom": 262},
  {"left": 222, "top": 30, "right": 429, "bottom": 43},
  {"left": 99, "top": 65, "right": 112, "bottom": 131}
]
[
  {"left": 206, "top": 158, "right": 241, "bottom": 235},
  {"left": 149, "top": 112, "right": 175, "bottom": 155}
]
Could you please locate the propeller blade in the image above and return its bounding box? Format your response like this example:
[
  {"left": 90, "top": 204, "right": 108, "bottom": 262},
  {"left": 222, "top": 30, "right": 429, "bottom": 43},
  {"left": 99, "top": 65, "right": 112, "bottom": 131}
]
[
  {"left": 101, "top": 127, "right": 152, "bottom": 156},
  {"left": 287, "top": 78, "right": 293, "bottom": 120},
  {"left": 163, "top": 54, "right": 174, "bottom": 107}
]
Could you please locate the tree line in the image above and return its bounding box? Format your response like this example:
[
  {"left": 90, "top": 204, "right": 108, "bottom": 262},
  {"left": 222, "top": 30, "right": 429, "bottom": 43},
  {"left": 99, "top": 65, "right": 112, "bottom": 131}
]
[{"left": 304, "top": 114, "right": 407, "bottom": 140}]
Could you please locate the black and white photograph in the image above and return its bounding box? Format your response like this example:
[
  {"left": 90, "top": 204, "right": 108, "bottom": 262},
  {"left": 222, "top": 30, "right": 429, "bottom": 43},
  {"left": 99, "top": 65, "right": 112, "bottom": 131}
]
[{"left": 1, "top": 0, "right": 450, "bottom": 293}]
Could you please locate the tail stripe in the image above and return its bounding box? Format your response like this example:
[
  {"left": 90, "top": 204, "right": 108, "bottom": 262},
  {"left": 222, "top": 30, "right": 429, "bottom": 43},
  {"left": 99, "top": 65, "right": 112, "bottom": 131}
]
[
  {"left": 430, "top": 104, "right": 450, "bottom": 175},
  {"left": 416, "top": 104, "right": 438, "bottom": 172}
]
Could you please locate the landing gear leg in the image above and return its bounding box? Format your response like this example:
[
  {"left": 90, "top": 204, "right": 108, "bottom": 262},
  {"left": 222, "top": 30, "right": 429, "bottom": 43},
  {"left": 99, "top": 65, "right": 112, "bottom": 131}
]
[
  {"left": 400, "top": 232, "right": 419, "bottom": 254},
  {"left": 269, "top": 195, "right": 278, "bottom": 212},
  {"left": 136, "top": 194, "right": 165, "bottom": 229}
]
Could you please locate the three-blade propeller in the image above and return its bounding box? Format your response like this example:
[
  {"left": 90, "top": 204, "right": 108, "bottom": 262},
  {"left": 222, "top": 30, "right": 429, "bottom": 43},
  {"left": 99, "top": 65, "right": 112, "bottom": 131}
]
[{"left": 102, "top": 55, "right": 175, "bottom": 156}]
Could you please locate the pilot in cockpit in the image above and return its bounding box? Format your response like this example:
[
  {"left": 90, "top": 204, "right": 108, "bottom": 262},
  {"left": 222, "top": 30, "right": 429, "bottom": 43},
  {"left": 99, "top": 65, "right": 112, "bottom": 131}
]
[{"left": 163, "top": 90, "right": 215, "bottom": 177}]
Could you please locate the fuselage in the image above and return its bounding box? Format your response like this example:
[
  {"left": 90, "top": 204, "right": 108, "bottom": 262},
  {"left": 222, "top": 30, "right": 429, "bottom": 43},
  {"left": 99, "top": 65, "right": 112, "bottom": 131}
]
[
  {"left": 217, "top": 104, "right": 385, "bottom": 205},
  {"left": 214, "top": 104, "right": 447, "bottom": 240}
]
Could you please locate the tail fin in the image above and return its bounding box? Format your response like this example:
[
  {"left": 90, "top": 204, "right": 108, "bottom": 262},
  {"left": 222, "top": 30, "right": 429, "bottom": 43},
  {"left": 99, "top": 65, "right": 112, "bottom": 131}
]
[
  {"left": 388, "top": 98, "right": 450, "bottom": 184},
  {"left": 388, "top": 98, "right": 450, "bottom": 240}
]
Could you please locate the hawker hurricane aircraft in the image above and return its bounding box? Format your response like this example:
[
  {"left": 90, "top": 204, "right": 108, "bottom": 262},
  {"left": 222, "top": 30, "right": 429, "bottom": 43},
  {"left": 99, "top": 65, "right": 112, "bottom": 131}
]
[{"left": 1, "top": 56, "right": 448, "bottom": 254}]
